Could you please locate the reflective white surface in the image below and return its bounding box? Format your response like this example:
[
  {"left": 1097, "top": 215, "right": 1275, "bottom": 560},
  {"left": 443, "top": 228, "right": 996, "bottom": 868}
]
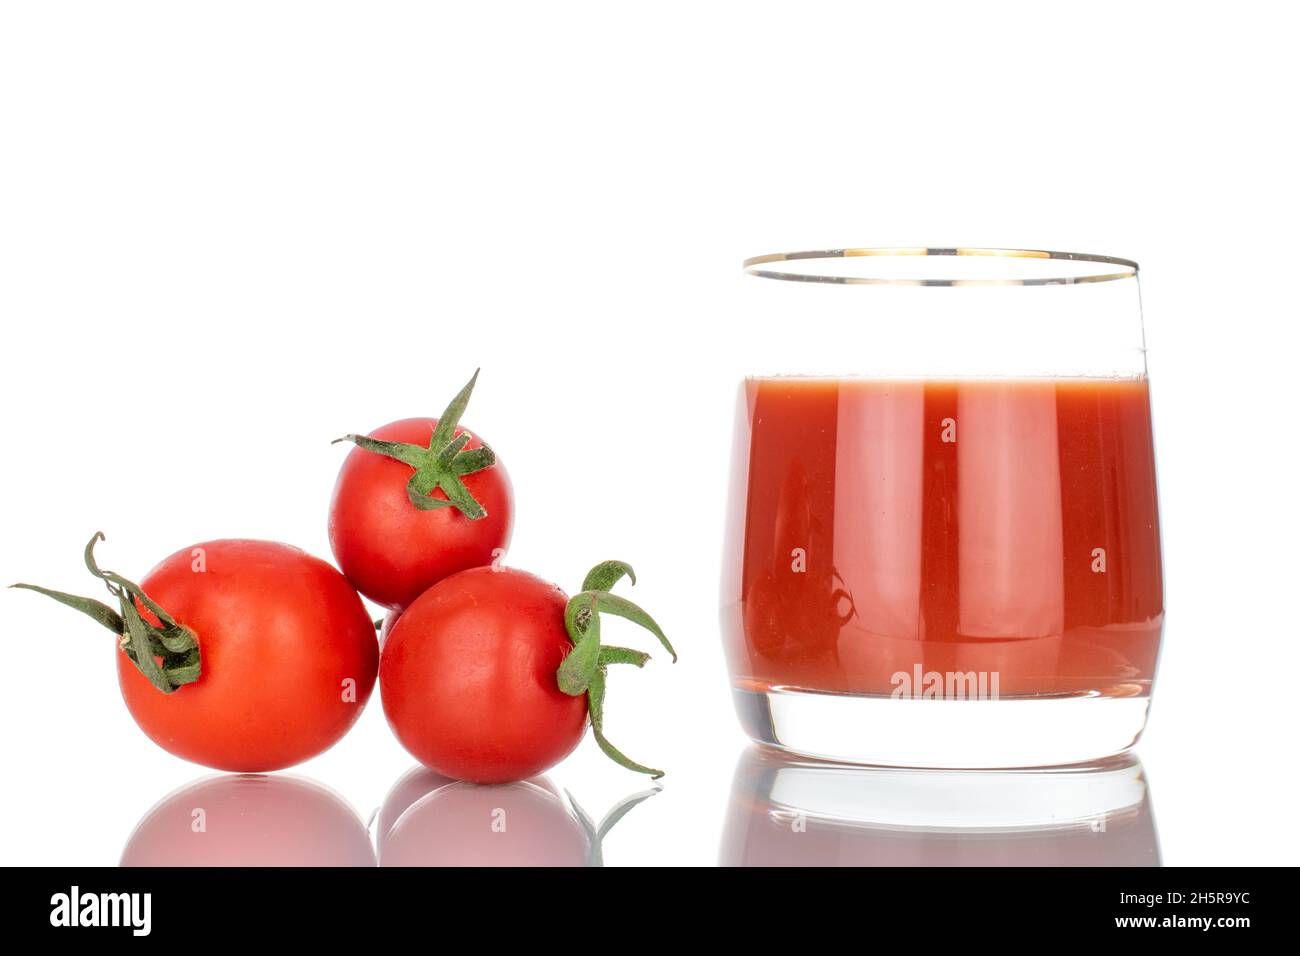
[
  {"left": 721, "top": 749, "right": 1159, "bottom": 866},
  {"left": 1, "top": 1, "right": 1297, "bottom": 866},
  {"left": 121, "top": 774, "right": 376, "bottom": 867},
  {"left": 110, "top": 750, "right": 1162, "bottom": 867}
]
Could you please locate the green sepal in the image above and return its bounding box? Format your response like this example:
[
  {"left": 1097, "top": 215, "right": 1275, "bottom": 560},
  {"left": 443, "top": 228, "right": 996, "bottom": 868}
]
[
  {"left": 8, "top": 583, "right": 124, "bottom": 633},
  {"left": 333, "top": 369, "right": 497, "bottom": 520},
  {"left": 582, "top": 560, "right": 636, "bottom": 593},
  {"left": 585, "top": 591, "right": 676, "bottom": 662},
  {"left": 598, "top": 645, "right": 651, "bottom": 668},
  {"left": 12, "top": 532, "right": 201, "bottom": 694},
  {"left": 588, "top": 667, "right": 664, "bottom": 779},
  {"left": 119, "top": 595, "right": 171, "bottom": 689},
  {"left": 555, "top": 559, "right": 675, "bottom": 778},
  {"left": 557, "top": 608, "right": 602, "bottom": 696}
]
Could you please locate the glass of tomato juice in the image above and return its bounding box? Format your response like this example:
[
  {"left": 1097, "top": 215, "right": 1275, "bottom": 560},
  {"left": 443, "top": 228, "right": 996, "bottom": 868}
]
[{"left": 721, "top": 248, "right": 1163, "bottom": 767}]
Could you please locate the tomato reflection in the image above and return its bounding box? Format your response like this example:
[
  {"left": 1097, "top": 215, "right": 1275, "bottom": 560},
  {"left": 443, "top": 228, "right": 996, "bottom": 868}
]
[
  {"left": 121, "top": 773, "right": 376, "bottom": 867},
  {"left": 378, "top": 765, "right": 656, "bottom": 867}
]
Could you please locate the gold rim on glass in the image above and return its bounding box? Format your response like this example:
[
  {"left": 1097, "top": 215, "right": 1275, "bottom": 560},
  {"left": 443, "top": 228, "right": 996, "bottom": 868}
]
[{"left": 743, "top": 247, "right": 1139, "bottom": 287}]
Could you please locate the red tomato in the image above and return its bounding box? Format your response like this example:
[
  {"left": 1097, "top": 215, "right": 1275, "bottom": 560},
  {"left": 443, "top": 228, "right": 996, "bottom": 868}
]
[
  {"left": 380, "top": 566, "right": 587, "bottom": 784},
  {"left": 328, "top": 417, "right": 514, "bottom": 610},
  {"left": 122, "top": 540, "right": 378, "bottom": 771}
]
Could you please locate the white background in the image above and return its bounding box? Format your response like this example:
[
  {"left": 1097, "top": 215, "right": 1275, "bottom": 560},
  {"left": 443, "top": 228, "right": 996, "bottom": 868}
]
[{"left": 1, "top": 1, "right": 1296, "bottom": 866}]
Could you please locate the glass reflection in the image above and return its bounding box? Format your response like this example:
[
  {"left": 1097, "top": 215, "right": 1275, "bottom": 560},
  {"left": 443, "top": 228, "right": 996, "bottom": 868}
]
[
  {"left": 378, "top": 765, "right": 656, "bottom": 867},
  {"left": 721, "top": 746, "right": 1159, "bottom": 866},
  {"left": 121, "top": 773, "right": 376, "bottom": 867}
]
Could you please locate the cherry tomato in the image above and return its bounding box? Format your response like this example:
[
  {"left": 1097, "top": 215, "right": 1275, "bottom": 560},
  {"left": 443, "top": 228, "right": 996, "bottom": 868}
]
[
  {"left": 329, "top": 417, "right": 514, "bottom": 611},
  {"left": 380, "top": 566, "right": 587, "bottom": 784},
  {"left": 121, "top": 539, "right": 378, "bottom": 771}
]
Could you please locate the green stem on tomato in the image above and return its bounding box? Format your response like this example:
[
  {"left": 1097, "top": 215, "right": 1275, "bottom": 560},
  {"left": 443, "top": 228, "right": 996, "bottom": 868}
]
[
  {"left": 582, "top": 560, "right": 636, "bottom": 592},
  {"left": 11, "top": 532, "right": 200, "bottom": 694},
  {"left": 332, "top": 369, "right": 497, "bottom": 519},
  {"left": 588, "top": 668, "right": 664, "bottom": 778},
  {"left": 556, "top": 560, "right": 677, "bottom": 778}
]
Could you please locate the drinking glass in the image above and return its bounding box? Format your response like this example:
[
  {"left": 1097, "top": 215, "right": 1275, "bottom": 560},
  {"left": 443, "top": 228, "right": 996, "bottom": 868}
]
[{"left": 721, "top": 248, "right": 1163, "bottom": 767}]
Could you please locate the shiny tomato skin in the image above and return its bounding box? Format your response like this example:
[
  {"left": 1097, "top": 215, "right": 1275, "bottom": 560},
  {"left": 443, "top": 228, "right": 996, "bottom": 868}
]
[
  {"left": 380, "top": 566, "right": 588, "bottom": 784},
  {"left": 328, "top": 417, "right": 514, "bottom": 611},
  {"left": 120, "top": 540, "right": 379, "bottom": 772}
]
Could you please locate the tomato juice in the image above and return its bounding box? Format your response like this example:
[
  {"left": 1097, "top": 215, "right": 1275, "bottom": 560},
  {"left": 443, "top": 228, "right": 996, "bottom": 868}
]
[{"left": 722, "top": 376, "right": 1163, "bottom": 700}]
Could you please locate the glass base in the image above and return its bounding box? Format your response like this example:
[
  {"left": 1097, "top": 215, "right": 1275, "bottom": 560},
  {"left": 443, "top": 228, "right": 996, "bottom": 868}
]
[{"left": 733, "top": 686, "right": 1150, "bottom": 769}]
